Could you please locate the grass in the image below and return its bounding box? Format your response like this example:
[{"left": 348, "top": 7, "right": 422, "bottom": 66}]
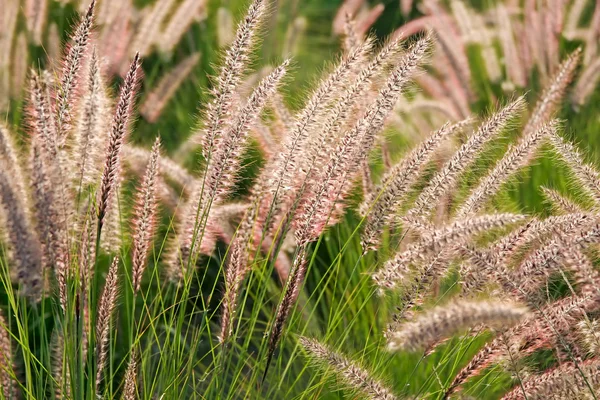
[{"left": 1, "top": 0, "right": 600, "bottom": 399}]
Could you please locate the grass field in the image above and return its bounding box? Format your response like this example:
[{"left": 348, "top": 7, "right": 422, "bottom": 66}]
[{"left": 1, "top": 0, "right": 600, "bottom": 399}]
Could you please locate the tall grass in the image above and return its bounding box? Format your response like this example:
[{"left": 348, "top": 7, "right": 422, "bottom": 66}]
[{"left": 0, "top": 0, "right": 599, "bottom": 399}]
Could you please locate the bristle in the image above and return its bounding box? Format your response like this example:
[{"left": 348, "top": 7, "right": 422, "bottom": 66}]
[
  {"left": 168, "top": 60, "right": 288, "bottom": 279},
  {"left": 444, "top": 341, "right": 502, "bottom": 396},
  {"left": 140, "top": 53, "right": 200, "bottom": 123},
  {"left": 197, "top": 0, "right": 267, "bottom": 159},
  {"left": 540, "top": 186, "right": 584, "bottom": 214},
  {"left": 47, "top": 23, "right": 62, "bottom": 63},
  {"left": 501, "top": 358, "right": 600, "bottom": 400},
  {"left": 29, "top": 143, "right": 68, "bottom": 305},
  {"left": 73, "top": 49, "right": 109, "bottom": 189},
  {"left": 387, "top": 300, "right": 528, "bottom": 352},
  {"left": 577, "top": 319, "right": 600, "bottom": 356},
  {"left": 294, "top": 35, "right": 432, "bottom": 246},
  {"left": 549, "top": 131, "right": 600, "bottom": 206},
  {"left": 218, "top": 205, "right": 256, "bottom": 344},
  {"left": 263, "top": 38, "right": 373, "bottom": 235},
  {"left": 456, "top": 120, "right": 557, "bottom": 218},
  {"left": 496, "top": 5, "right": 526, "bottom": 87},
  {"left": 299, "top": 336, "right": 398, "bottom": 400},
  {"left": 0, "top": 124, "right": 28, "bottom": 203},
  {"left": 217, "top": 7, "right": 235, "bottom": 48},
  {"left": 265, "top": 246, "right": 308, "bottom": 376},
  {"left": 374, "top": 213, "right": 525, "bottom": 290},
  {"left": 0, "top": 160, "right": 43, "bottom": 297},
  {"left": 308, "top": 35, "right": 404, "bottom": 174},
  {"left": 10, "top": 33, "right": 28, "bottom": 99},
  {"left": 25, "top": 0, "right": 48, "bottom": 45},
  {"left": 131, "top": 137, "right": 161, "bottom": 294},
  {"left": 409, "top": 96, "right": 526, "bottom": 217},
  {"left": 523, "top": 48, "right": 582, "bottom": 134},
  {"left": 0, "top": 312, "right": 14, "bottom": 399},
  {"left": 122, "top": 354, "right": 137, "bottom": 400},
  {"left": 130, "top": 0, "right": 176, "bottom": 57},
  {"left": 56, "top": 0, "right": 96, "bottom": 141},
  {"left": 123, "top": 144, "right": 195, "bottom": 189},
  {"left": 361, "top": 119, "right": 469, "bottom": 251},
  {"left": 51, "top": 329, "right": 70, "bottom": 399},
  {"left": 97, "top": 53, "right": 141, "bottom": 236},
  {"left": 95, "top": 256, "right": 120, "bottom": 388},
  {"left": 158, "top": 0, "right": 207, "bottom": 54}
]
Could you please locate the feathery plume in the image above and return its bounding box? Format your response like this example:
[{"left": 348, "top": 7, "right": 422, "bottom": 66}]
[
  {"left": 158, "top": 0, "right": 207, "bottom": 54},
  {"left": 0, "top": 161, "right": 43, "bottom": 296},
  {"left": 130, "top": 0, "right": 176, "bottom": 57},
  {"left": 100, "top": 183, "right": 123, "bottom": 253},
  {"left": 131, "top": 137, "right": 161, "bottom": 293},
  {"left": 10, "top": 33, "right": 28, "bottom": 99},
  {"left": 387, "top": 300, "right": 528, "bottom": 352},
  {"left": 47, "top": 23, "right": 62, "bottom": 63},
  {"left": 374, "top": 213, "right": 525, "bottom": 290},
  {"left": 25, "top": 0, "right": 48, "bottom": 45},
  {"left": 341, "top": 13, "right": 359, "bottom": 53},
  {"left": 30, "top": 143, "right": 68, "bottom": 306},
  {"left": 122, "top": 355, "right": 137, "bottom": 400},
  {"left": 308, "top": 35, "right": 402, "bottom": 173},
  {"left": 29, "top": 71, "right": 59, "bottom": 158},
  {"left": 572, "top": 58, "right": 600, "bottom": 106},
  {"left": 294, "top": 34, "right": 432, "bottom": 246},
  {"left": 124, "top": 144, "right": 195, "bottom": 189},
  {"left": 523, "top": 48, "right": 581, "bottom": 135},
  {"left": 496, "top": 5, "right": 526, "bottom": 87},
  {"left": 217, "top": 7, "right": 235, "bottom": 48},
  {"left": 140, "top": 53, "right": 200, "bottom": 123},
  {"left": 409, "top": 96, "right": 526, "bottom": 217},
  {"left": 219, "top": 205, "right": 256, "bottom": 344},
  {"left": 540, "top": 186, "right": 584, "bottom": 214},
  {"left": 361, "top": 119, "right": 469, "bottom": 251},
  {"left": 169, "top": 61, "right": 288, "bottom": 279},
  {"left": 456, "top": 120, "right": 557, "bottom": 217},
  {"left": 96, "top": 256, "right": 120, "bottom": 388},
  {"left": 563, "top": 246, "right": 600, "bottom": 300},
  {"left": 196, "top": 57, "right": 288, "bottom": 203},
  {"left": 74, "top": 49, "right": 109, "bottom": 188},
  {"left": 511, "top": 220, "right": 600, "bottom": 295},
  {"left": 577, "top": 319, "right": 600, "bottom": 356},
  {"left": 97, "top": 53, "right": 141, "bottom": 235},
  {"left": 56, "top": 0, "right": 96, "bottom": 141},
  {"left": 549, "top": 131, "right": 600, "bottom": 205},
  {"left": 0, "top": 312, "right": 14, "bottom": 399},
  {"left": 444, "top": 341, "right": 503, "bottom": 396},
  {"left": 29, "top": 73, "right": 71, "bottom": 304},
  {"left": 491, "top": 213, "right": 590, "bottom": 267},
  {"left": 265, "top": 246, "right": 308, "bottom": 377},
  {"left": 501, "top": 358, "right": 600, "bottom": 400},
  {"left": 197, "top": 0, "right": 266, "bottom": 159},
  {"left": 299, "top": 337, "right": 398, "bottom": 400},
  {"left": 51, "top": 330, "right": 70, "bottom": 400},
  {"left": 0, "top": 124, "right": 27, "bottom": 202},
  {"left": 263, "top": 38, "right": 373, "bottom": 234}
]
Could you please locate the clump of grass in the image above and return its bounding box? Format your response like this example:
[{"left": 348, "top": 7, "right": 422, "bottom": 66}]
[{"left": 0, "top": 1, "right": 600, "bottom": 399}]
